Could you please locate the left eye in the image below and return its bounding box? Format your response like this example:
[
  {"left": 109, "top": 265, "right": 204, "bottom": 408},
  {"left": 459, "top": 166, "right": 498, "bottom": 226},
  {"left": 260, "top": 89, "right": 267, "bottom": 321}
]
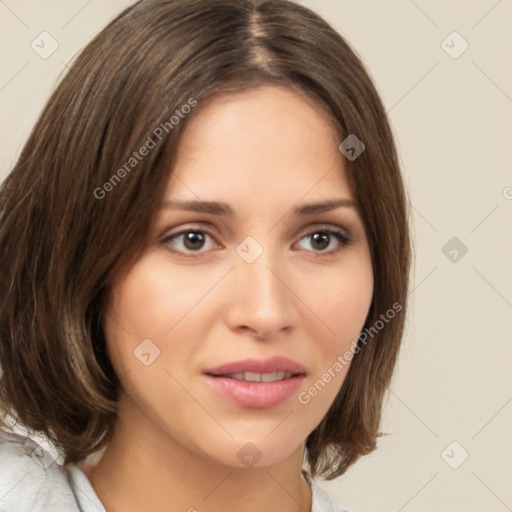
[
  {"left": 296, "top": 228, "right": 352, "bottom": 254},
  {"left": 162, "top": 227, "right": 351, "bottom": 256}
]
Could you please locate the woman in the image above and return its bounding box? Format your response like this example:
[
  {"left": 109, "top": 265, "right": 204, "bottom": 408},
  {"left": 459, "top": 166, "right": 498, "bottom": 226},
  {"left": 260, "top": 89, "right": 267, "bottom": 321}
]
[{"left": 0, "top": 1, "right": 411, "bottom": 511}]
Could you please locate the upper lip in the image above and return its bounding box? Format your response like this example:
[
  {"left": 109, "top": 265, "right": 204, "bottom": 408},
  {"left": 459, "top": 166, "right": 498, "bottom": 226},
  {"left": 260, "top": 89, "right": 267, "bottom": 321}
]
[{"left": 204, "top": 356, "right": 307, "bottom": 376}]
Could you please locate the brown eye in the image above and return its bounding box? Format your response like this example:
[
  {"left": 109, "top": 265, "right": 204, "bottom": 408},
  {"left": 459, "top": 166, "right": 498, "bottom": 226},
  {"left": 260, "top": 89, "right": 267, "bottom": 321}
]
[
  {"left": 296, "top": 227, "right": 352, "bottom": 255},
  {"left": 162, "top": 228, "right": 217, "bottom": 255}
]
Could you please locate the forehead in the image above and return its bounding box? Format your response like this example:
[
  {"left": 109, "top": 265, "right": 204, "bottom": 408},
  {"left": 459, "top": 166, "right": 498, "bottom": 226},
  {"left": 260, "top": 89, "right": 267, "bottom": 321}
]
[{"left": 165, "top": 85, "right": 354, "bottom": 209}]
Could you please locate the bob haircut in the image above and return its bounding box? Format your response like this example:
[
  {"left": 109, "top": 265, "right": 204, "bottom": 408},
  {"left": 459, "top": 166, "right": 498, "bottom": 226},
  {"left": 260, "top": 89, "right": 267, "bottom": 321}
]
[{"left": 0, "top": 0, "right": 410, "bottom": 480}]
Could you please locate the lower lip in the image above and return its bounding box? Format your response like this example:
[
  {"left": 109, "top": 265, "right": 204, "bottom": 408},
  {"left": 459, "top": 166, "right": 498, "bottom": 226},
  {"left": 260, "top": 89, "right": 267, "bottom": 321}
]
[{"left": 204, "top": 374, "right": 305, "bottom": 409}]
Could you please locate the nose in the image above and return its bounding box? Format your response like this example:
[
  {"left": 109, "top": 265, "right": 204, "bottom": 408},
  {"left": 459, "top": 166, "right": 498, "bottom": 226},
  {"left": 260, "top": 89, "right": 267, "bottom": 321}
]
[{"left": 224, "top": 245, "right": 300, "bottom": 340}]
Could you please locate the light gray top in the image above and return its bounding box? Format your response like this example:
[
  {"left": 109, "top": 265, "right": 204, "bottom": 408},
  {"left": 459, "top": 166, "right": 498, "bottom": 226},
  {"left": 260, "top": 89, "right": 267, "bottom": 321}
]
[{"left": 0, "top": 430, "right": 350, "bottom": 512}]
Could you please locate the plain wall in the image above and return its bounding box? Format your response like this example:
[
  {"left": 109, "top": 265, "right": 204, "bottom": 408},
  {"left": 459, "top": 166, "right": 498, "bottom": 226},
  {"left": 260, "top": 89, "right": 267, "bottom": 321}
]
[{"left": 1, "top": 1, "right": 511, "bottom": 511}]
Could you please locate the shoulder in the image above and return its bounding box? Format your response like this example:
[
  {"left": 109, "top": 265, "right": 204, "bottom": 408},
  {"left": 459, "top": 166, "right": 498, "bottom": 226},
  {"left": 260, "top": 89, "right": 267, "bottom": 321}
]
[
  {"left": 0, "top": 429, "right": 98, "bottom": 512},
  {"left": 306, "top": 471, "right": 353, "bottom": 512}
]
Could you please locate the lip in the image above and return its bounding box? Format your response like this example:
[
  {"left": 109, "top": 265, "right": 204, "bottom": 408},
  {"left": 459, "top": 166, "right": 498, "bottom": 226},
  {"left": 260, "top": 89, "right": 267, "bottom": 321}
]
[
  {"left": 204, "top": 356, "right": 307, "bottom": 376},
  {"left": 204, "top": 374, "right": 305, "bottom": 409},
  {"left": 203, "top": 357, "right": 306, "bottom": 409}
]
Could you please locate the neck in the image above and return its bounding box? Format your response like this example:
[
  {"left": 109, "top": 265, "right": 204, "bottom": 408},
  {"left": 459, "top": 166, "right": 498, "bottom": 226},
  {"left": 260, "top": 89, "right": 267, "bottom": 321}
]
[{"left": 79, "top": 396, "right": 312, "bottom": 512}]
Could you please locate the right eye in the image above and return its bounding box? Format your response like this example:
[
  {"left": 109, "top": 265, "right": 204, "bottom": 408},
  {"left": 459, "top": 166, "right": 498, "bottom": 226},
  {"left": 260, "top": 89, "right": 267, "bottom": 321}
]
[{"left": 161, "top": 227, "right": 219, "bottom": 256}]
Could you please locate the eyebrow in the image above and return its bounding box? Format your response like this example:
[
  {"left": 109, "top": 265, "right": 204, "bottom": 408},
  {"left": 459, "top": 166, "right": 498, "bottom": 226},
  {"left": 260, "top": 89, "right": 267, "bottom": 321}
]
[{"left": 162, "top": 198, "right": 357, "bottom": 216}]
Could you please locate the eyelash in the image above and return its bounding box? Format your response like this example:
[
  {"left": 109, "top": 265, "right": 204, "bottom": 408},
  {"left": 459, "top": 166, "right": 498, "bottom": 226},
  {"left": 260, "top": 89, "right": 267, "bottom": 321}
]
[{"left": 161, "top": 224, "right": 353, "bottom": 258}]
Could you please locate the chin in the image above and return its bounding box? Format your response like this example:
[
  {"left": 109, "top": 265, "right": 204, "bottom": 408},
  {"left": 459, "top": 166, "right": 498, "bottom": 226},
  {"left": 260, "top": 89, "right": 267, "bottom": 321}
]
[{"left": 196, "top": 435, "right": 304, "bottom": 471}]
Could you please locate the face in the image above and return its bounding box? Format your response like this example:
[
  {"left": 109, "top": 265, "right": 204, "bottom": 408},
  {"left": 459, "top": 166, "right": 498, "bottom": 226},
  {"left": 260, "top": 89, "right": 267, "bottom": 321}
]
[{"left": 104, "top": 85, "right": 373, "bottom": 469}]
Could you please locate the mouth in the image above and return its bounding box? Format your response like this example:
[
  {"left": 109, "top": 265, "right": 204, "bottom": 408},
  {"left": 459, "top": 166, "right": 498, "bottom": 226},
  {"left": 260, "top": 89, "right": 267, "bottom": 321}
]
[
  {"left": 204, "top": 356, "right": 307, "bottom": 377},
  {"left": 210, "top": 370, "right": 297, "bottom": 383},
  {"left": 203, "top": 357, "right": 306, "bottom": 409}
]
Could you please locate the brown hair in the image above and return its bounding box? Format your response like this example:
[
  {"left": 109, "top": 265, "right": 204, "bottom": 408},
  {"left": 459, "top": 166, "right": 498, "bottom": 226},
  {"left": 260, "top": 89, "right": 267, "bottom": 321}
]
[{"left": 0, "top": 0, "right": 410, "bottom": 479}]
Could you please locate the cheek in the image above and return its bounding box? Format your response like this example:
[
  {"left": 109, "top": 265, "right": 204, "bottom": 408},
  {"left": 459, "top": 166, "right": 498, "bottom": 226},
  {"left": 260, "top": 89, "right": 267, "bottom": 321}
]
[
  {"left": 101, "top": 258, "right": 211, "bottom": 426},
  {"left": 333, "top": 274, "right": 373, "bottom": 342},
  {"left": 103, "top": 256, "right": 228, "bottom": 380},
  {"left": 295, "top": 256, "right": 373, "bottom": 410},
  {"left": 106, "top": 256, "right": 224, "bottom": 340},
  {"left": 297, "top": 270, "right": 373, "bottom": 420},
  {"left": 311, "top": 257, "right": 373, "bottom": 350}
]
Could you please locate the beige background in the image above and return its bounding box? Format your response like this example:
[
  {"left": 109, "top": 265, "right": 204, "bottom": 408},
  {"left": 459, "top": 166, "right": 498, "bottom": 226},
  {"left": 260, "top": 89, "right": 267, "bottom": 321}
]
[{"left": 1, "top": 1, "right": 511, "bottom": 511}]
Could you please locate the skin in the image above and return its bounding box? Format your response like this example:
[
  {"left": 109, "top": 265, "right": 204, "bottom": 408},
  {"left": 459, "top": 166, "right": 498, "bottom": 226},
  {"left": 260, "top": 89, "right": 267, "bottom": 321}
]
[{"left": 79, "top": 85, "right": 374, "bottom": 512}]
